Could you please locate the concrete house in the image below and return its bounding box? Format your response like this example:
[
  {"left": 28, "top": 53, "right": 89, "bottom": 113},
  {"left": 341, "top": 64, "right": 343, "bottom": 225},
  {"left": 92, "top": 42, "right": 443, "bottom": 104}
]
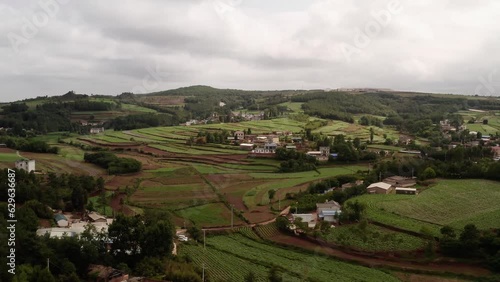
[
  {"left": 292, "top": 213, "right": 316, "bottom": 228},
  {"left": 88, "top": 265, "right": 129, "bottom": 282},
  {"left": 367, "top": 182, "right": 393, "bottom": 194},
  {"left": 90, "top": 127, "right": 105, "bottom": 134},
  {"left": 88, "top": 212, "right": 107, "bottom": 223},
  {"left": 395, "top": 187, "right": 417, "bottom": 195},
  {"left": 341, "top": 180, "right": 364, "bottom": 191},
  {"left": 382, "top": 176, "right": 416, "bottom": 188},
  {"left": 316, "top": 201, "right": 341, "bottom": 223},
  {"left": 234, "top": 131, "right": 245, "bottom": 140},
  {"left": 54, "top": 214, "right": 69, "bottom": 227},
  {"left": 15, "top": 159, "right": 36, "bottom": 172}
]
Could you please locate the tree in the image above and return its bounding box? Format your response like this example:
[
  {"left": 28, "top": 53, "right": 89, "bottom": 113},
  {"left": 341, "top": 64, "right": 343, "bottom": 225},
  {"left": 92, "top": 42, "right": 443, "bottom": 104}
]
[
  {"left": 268, "top": 266, "right": 282, "bottom": 282},
  {"left": 36, "top": 268, "right": 56, "bottom": 282},
  {"left": 276, "top": 216, "right": 290, "bottom": 232},
  {"left": 268, "top": 189, "right": 276, "bottom": 202},
  {"left": 353, "top": 137, "right": 361, "bottom": 149},
  {"left": 477, "top": 132, "right": 483, "bottom": 140},
  {"left": 187, "top": 225, "right": 203, "bottom": 242},
  {"left": 245, "top": 271, "right": 257, "bottom": 282},
  {"left": 483, "top": 119, "right": 489, "bottom": 125},
  {"left": 440, "top": 225, "right": 456, "bottom": 238},
  {"left": 419, "top": 167, "right": 436, "bottom": 180},
  {"left": 369, "top": 127, "right": 374, "bottom": 143},
  {"left": 142, "top": 220, "right": 174, "bottom": 258}
]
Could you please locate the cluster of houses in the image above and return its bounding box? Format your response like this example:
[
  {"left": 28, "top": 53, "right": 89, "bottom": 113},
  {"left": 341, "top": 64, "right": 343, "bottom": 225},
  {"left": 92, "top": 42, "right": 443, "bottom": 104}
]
[
  {"left": 287, "top": 176, "right": 418, "bottom": 233},
  {"left": 227, "top": 130, "right": 336, "bottom": 161},
  {"left": 367, "top": 176, "right": 417, "bottom": 195},
  {"left": 289, "top": 200, "right": 342, "bottom": 231},
  {"left": 37, "top": 211, "right": 113, "bottom": 238},
  {"left": 181, "top": 110, "right": 266, "bottom": 126},
  {"left": 440, "top": 119, "right": 467, "bottom": 133}
]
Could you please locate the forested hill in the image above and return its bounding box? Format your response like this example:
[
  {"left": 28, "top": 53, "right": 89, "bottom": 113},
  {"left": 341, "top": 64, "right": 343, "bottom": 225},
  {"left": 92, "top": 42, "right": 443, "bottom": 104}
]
[{"left": 2, "top": 87, "right": 500, "bottom": 136}]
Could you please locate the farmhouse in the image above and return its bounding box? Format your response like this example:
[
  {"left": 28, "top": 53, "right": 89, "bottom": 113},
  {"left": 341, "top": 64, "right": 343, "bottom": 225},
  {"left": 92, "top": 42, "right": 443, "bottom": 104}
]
[
  {"left": 382, "top": 176, "right": 416, "bottom": 188},
  {"left": 399, "top": 135, "right": 413, "bottom": 145},
  {"left": 316, "top": 201, "right": 341, "bottom": 223},
  {"left": 234, "top": 131, "right": 245, "bottom": 140},
  {"left": 88, "top": 212, "right": 107, "bottom": 223},
  {"left": 38, "top": 218, "right": 113, "bottom": 238},
  {"left": 15, "top": 159, "right": 36, "bottom": 172},
  {"left": 250, "top": 143, "right": 278, "bottom": 155},
  {"left": 239, "top": 143, "right": 254, "bottom": 151},
  {"left": 341, "top": 180, "right": 364, "bottom": 190},
  {"left": 491, "top": 146, "right": 500, "bottom": 158},
  {"left": 395, "top": 187, "right": 417, "bottom": 195},
  {"left": 306, "top": 147, "right": 330, "bottom": 161},
  {"left": 292, "top": 213, "right": 316, "bottom": 228},
  {"left": 54, "top": 214, "right": 69, "bottom": 227},
  {"left": 88, "top": 265, "right": 129, "bottom": 282},
  {"left": 366, "top": 182, "right": 393, "bottom": 194},
  {"left": 90, "top": 127, "right": 105, "bottom": 134},
  {"left": 36, "top": 228, "right": 77, "bottom": 238}
]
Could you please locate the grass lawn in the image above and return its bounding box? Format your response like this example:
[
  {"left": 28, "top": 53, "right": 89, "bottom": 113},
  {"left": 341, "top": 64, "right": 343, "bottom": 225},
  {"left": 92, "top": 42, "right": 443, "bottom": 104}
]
[
  {"left": 279, "top": 102, "right": 304, "bottom": 112},
  {"left": 352, "top": 179, "right": 500, "bottom": 234},
  {"left": 325, "top": 223, "right": 427, "bottom": 252},
  {"left": 0, "top": 153, "right": 22, "bottom": 162}
]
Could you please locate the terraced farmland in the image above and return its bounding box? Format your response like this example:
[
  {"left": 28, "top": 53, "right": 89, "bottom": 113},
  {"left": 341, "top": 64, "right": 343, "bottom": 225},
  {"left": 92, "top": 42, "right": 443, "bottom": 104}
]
[
  {"left": 180, "top": 234, "right": 399, "bottom": 282},
  {"left": 324, "top": 223, "right": 427, "bottom": 252},
  {"left": 352, "top": 179, "right": 500, "bottom": 235}
]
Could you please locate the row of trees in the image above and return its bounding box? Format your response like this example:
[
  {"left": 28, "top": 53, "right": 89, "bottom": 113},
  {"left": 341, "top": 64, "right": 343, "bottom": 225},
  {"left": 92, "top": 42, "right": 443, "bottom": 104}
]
[
  {"left": 84, "top": 152, "right": 142, "bottom": 174},
  {"left": 440, "top": 224, "right": 500, "bottom": 272},
  {"left": 0, "top": 136, "right": 59, "bottom": 154},
  {"left": 0, "top": 168, "right": 105, "bottom": 212},
  {"left": 275, "top": 148, "right": 318, "bottom": 173}
]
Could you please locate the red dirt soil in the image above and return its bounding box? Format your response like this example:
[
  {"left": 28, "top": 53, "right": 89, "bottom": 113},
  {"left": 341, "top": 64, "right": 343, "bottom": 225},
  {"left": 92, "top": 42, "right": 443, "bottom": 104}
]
[{"left": 109, "top": 193, "right": 135, "bottom": 216}]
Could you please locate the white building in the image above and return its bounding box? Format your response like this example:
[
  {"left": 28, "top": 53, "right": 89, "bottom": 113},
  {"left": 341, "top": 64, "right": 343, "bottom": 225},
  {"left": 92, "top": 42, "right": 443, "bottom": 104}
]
[
  {"left": 15, "top": 159, "right": 36, "bottom": 172},
  {"left": 292, "top": 213, "right": 316, "bottom": 228},
  {"left": 90, "top": 127, "right": 105, "bottom": 134},
  {"left": 316, "top": 201, "right": 342, "bottom": 223}
]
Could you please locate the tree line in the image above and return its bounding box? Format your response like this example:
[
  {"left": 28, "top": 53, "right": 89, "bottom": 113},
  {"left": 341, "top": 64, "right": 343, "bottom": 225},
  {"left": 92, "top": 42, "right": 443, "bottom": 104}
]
[{"left": 84, "top": 152, "right": 142, "bottom": 175}]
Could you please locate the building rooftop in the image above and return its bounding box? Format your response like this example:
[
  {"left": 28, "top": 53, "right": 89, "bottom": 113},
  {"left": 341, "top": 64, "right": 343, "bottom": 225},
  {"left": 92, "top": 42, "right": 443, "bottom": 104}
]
[
  {"left": 367, "top": 182, "right": 392, "bottom": 190},
  {"left": 395, "top": 187, "right": 417, "bottom": 191}
]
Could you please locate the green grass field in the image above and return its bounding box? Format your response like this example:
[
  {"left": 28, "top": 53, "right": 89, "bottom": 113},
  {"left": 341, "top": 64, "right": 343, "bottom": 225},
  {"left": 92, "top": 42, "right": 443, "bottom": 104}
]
[
  {"left": 0, "top": 153, "right": 22, "bottom": 162},
  {"left": 121, "top": 103, "right": 158, "bottom": 113},
  {"left": 325, "top": 223, "right": 427, "bottom": 252},
  {"left": 88, "top": 192, "right": 114, "bottom": 217},
  {"left": 175, "top": 203, "right": 243, "bottom": 227},
  {"left": 352, "top": 179, "right": 500, "bottom": 235},
  {"left": 180, "top": 233, "right": 399, "bottom": 282}
]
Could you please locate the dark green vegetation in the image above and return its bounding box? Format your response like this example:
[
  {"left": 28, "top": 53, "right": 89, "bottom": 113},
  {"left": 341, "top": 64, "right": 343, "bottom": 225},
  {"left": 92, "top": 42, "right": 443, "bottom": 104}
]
[
  {"left": 0, "top": 168, "right": 103, "bottom": 212},
  {"left": 84, "top": 152, "right": 142, "bottom": 174},
  {"left": 440, "top": 224, "right": 500, "bottom": 272},
  {"left": 0, "top": 136, "right": 59, "bottom": 154}
]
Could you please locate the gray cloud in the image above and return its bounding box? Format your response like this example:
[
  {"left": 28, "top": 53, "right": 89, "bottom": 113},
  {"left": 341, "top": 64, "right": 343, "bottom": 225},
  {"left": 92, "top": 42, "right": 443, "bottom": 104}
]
[{"left": 1, "top": 0, "right": 500, "bottom": 102}]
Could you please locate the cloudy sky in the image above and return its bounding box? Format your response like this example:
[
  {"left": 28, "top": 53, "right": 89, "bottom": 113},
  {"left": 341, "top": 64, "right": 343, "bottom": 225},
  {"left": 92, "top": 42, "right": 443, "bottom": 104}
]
[{"left": 2, "top": 0, "right": 500, "bottom": 102}]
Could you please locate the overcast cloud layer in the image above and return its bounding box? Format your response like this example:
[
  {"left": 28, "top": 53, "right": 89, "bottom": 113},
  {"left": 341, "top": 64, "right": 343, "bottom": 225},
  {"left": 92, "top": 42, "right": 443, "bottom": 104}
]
[{"left": 2, "top": 0, "right": 500, "bottom": 102}]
